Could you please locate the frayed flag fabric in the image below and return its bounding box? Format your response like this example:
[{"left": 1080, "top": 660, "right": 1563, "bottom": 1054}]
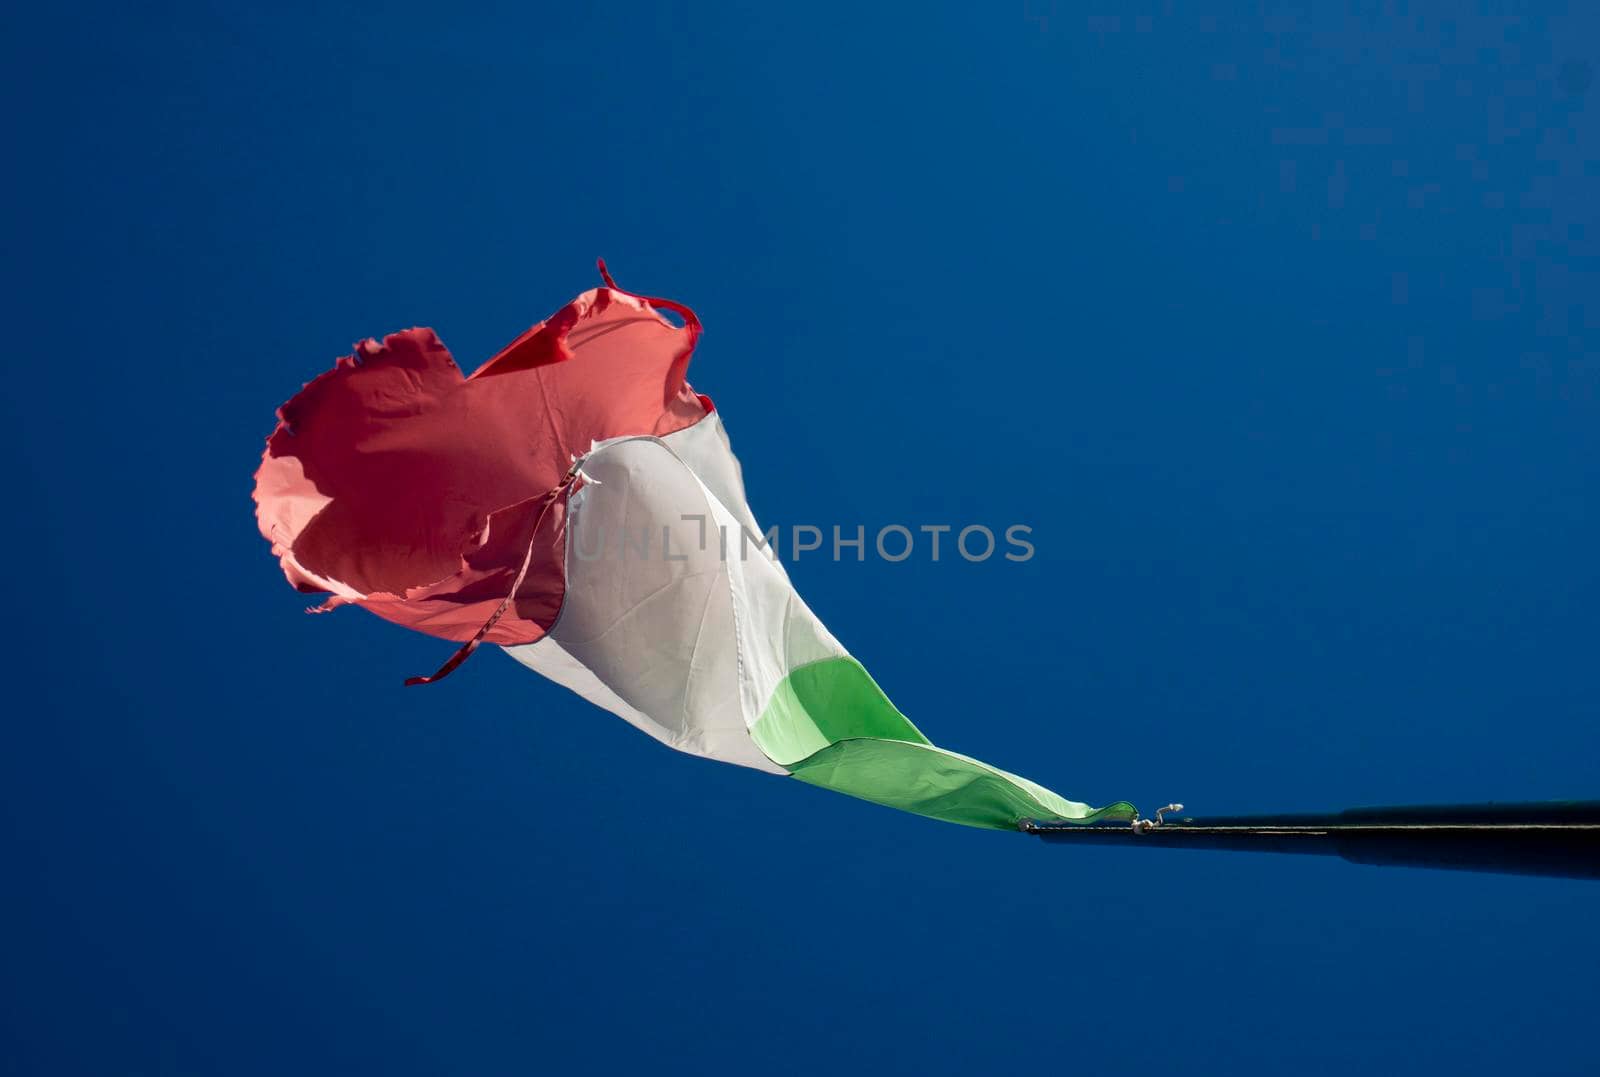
[{"left": 254, "top": 264, "right": 1133, "bottom": 831}]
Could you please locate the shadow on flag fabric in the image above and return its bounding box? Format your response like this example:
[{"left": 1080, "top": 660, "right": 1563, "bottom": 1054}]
[{"left": 253, "top": 264, "right": 1133, "bottom": 831}]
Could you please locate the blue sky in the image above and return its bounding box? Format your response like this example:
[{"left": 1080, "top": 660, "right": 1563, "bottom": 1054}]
[{"left": 5, "top": 5, "right": 1598, "bottom": 1075}]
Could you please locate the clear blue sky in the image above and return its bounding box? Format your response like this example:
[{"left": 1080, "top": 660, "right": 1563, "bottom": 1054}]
[{"left": 5, "top": 5, "right": 1598, "bottom": 1075}]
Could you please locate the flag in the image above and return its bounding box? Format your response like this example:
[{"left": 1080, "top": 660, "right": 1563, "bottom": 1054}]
[{"left": 254, "top": 265, "right": 1132, "bottom": 830}]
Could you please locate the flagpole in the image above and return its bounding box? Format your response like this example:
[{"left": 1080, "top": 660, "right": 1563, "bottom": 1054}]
[{"left": 1022, "top": 801, "right": 1600, "bottom": 879}]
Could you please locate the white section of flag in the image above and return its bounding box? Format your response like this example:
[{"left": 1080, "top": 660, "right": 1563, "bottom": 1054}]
[{"left": 505, "top": 414, "right": 843, "bottom": 774}]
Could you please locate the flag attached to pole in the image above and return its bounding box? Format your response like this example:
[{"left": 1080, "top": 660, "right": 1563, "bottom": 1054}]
[{"left": 254, "top": 264, "right": 1133, "bottom": 831}]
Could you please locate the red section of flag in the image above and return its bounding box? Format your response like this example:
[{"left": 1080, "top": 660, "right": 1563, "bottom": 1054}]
[{"left": 254, "top": 275, "right": 709, "bottom": 650}]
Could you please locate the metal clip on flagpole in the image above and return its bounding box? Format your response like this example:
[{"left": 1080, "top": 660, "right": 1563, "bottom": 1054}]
[{"left": 1130, "top": 803, "right": 1184, "bottom": 833}]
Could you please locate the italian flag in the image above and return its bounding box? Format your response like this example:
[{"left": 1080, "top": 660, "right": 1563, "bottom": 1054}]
[{"left": 254, "top": 266, "right": 1133, "bottom": 831}]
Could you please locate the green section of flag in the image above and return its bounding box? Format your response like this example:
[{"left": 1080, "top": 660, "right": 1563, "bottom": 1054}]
[
  {"left": 789, "top": 739, "right": 1135, "bottom": 830},
  {"left": 755, "top": 657, "right": 1136, "bottom": 830},
  {"left": 750, "top": 656, "right": 926, "bottom": 765}
]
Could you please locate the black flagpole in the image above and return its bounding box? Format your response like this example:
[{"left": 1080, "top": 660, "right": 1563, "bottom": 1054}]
[{"left": 1022, "top": 801, "right": 1600, "bottom": 879}]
